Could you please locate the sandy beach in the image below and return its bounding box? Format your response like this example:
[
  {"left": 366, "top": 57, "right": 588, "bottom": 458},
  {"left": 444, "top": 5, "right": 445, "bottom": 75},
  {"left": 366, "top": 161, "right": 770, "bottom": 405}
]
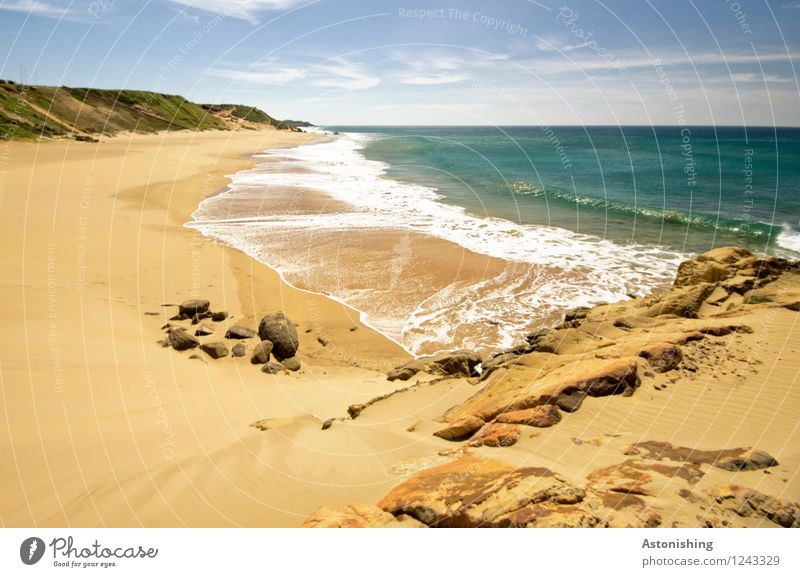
[
  {"left": 2, "top": 127, "right": 799, "bottom": 529},
  {"left": 0, "top": 128, "right": 416, "bottom": 527}
]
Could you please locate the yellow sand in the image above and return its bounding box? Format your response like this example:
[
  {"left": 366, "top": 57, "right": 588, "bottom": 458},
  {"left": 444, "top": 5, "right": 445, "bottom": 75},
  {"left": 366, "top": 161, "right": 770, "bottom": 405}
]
[{"left": 0, "top": 129, "right": 418, "bottom": 527}]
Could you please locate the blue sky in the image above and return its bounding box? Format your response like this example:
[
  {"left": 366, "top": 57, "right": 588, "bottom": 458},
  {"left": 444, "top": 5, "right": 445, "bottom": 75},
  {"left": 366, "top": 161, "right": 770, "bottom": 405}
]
[{"left": 1, "top": 0, "right": 799, "bottom": 125}]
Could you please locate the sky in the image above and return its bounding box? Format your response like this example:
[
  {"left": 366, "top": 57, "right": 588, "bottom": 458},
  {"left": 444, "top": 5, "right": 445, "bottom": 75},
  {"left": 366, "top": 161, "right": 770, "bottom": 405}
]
[{"left": 1, "top": 0, "right": 799, "bottom": 125}]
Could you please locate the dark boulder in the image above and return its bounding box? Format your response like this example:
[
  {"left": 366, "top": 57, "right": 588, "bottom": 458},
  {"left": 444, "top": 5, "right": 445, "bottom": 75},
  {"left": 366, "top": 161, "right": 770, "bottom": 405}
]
[
  {"left": 258, "top": 312, "right": 299, "bottom": 360},
  {"left": 261, "top": 362, "right": 287, "bottom": 375},
  {"left": 225, "top": 325, "right": 256, "bottom": 339},
  {"left": 281, "top": 356, "right": 301, "bottom": 371},
  {"left": 191, "top": 311, "right": 213, "bottom": 324},
  {"left": 251, "top": 340, "right": 273, "bottom": 364},
  {"left": 195, "top": 324, "right": 214, "bottom": 336},
  {"left": 200, "top": 342, "right": 229, "bottom": 359},
  {"left": 167, "top": 327, "right": 200, "bottom": 351},
  {"left": 231, "top": 343, "right": 246, "bottom": 357},
  {"left": 211, "top": 311, "right": 228, "bottom": 321},
  {"left": 180, "top": 299, "right": 210, "bottom": 317}
]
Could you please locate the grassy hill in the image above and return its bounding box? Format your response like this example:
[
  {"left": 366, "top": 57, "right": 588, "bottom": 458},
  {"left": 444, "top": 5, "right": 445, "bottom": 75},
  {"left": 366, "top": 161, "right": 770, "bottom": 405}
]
[{"left": 0, "top": 80, "right": 308, "bottom": 141}]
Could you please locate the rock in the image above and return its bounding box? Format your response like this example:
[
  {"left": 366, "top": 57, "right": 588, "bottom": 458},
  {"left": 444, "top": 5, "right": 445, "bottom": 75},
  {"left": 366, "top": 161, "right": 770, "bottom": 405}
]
[
  {"left": 622, "top": 441, "right": 779, "bottom": 472},
  {"left": 639, "top": 343, "right": 683, "bottom": 373},
  {"left": 556, "top": 390, "right": 587, "bottom": 413},
  {"left": 261, "top": 362, "right": 286, "bottom": 375},
  {"left": 191, "top": 311, "right": 214, "bottom": 325},
  {"left": 377, "top": 455, "right": 591, "bottom": 528},
  {"left": 231, "top": 343, "right": 246, "bottom": 357},
  {"left": 225, "top": 325, "right": 256, "bottom": 339},
  {"left": 194, "top": 323, "right": 214, "bottom": 336},
  {"left": 211, "top": 311, "right": 228, "bottom": 321},
  {"left": 348, "top": 403, "right": 367, "bottom": 419},
  {"left": 644, "top": 283, "right": 716, "bottom": 318},
  {"left": 388, "top": 350, "right": 481, "bottom": 381},
  {"left": 707, "top": 485, "right": 800, "bottom": 528},
  {"left": 480, "top": 352, "right": 519, "bottom": 378},
  {"left": 701, "top": 324, "right": 753, "bottom": 336},
  {"left": 564, "top": 307, "right": 590, "bottom": 323},
  {"left": 258, "top": 312, "right": 299, "bottom": 360},
  {"left": 387, "top": 367, "right": 417, "bottom": 381},
  {"left": 200, "top": 341, "right": 228, "bottom": 359},
  {"left": 179, "top": 299, "right": 210, "bottom": 317},
  {"left": 321, "top": 418, "right": 334, "bottom": 430},
  {"left": 673, "top": 247, "right": 752, "bottom": 288},
  {"left": 166, "top": 327, "right": 200, "bottom": 351},
  {"left": 432, "top": 415, "right": 485, "bottom": 441},
  {"left": 449, "top": 356, "right": 640, "bottom": 422},
  {"left": 317, "top": 336, "right": 330, "bottom": 347},
  {"left": 497, "top": 405, "right": 562, "bottom": 428},
  {"left": 717, "top": 449, "right": 779, "bottom": 472},
  {"left": 468, "top": 423, "right": 520, "bottom": 447},
  {"left": 250, "top": 340, "right": 273, "bottom": 364},
  {"left": 303, "top": 503, "right": 426, "bottom": 528},
  {"left": 428, "top": 350, "right": 482, "bottom": 376},
  {"left": 281, "top": 356, "right": 301, "bottom": 371},
  {"left": 188, "top": 354, "right": 206, "bottom": 363}
]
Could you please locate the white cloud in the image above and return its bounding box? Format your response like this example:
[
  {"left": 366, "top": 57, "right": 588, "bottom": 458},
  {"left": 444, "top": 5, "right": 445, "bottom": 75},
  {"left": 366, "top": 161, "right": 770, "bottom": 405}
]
[
  {"left": 210, "top": 66, "right": 306, "bottom": 84},
  {"left": 167, "top": 0, "right": 309, "bottom": 23},
  {"left": 709, "top": 73, "right": 791, "bottom": 83},
  {"left": 311, "top": 59, "right": 380, "bottom": 91},
  {"left": 0, "top": 0, "right": 71, "bottom": 18},
  {"left": 401, "top": 74, "right": 467, "bottom": 85},
  {"left": 211, "top": 57, "right": 379, "bottom": 91}
]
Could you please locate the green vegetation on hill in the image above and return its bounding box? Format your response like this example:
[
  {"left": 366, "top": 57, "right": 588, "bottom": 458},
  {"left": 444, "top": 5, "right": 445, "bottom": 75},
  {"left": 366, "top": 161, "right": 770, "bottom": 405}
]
[{"left": 0, "top": 81, "right": 307, "bottom": 141}]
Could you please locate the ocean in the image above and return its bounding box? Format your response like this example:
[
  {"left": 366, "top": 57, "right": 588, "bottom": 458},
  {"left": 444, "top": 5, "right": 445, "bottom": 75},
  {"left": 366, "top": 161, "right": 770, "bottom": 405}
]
[{"left": 189, "top": 125, "right": 800, "bottom": 355}]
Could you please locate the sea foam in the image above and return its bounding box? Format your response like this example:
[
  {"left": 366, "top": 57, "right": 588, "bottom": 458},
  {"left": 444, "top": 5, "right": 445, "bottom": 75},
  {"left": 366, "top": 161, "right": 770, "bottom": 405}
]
[{"left": 189, "top": 132, "right": 687, "bottom": 354}]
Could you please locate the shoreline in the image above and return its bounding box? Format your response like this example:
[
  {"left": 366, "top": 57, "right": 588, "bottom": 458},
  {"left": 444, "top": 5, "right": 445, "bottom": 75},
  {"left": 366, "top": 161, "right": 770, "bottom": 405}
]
[
  {"left": 189, "top": 130, "right": 686, "bottom": 356},
  {"left": 2, "top": 127, "right": 798, "bottom": 529}
]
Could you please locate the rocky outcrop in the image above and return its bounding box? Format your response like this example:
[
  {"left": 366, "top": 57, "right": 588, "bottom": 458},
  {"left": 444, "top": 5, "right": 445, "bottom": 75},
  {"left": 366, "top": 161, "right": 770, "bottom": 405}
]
[
  {"left": 376, "top": 455, "right": 598, "bottom": 528},
  {"left": 622, "top": 441, "right": 778, "bottom": 472},
  {"left": 447, "top": 356, "right": 639, "bottom": 423},
  {"left": 433, "top": 415, "right": 485, "bottom": 441},
  {"left": 258, "top": 312, "right": 299, "bottom": 360},
  {"left": 496, "top": 404, "right": 562, "bottom": 427},
  {"left": 299, "top": 247, "right": 800, "bottom": 529},
  {"left": 638, "top": 343, "right": 683, "bottom": 373},
  {"left": 303, "top": 503, "right": 426, "bottom": 528},
  {"left": 310, "top": 443, "right": 795, "bottom": 528},
  {"left": 387, "top": 350, "right": 482, "bottom": 381},
  {"left": 643, "top": 283, "right": 716, "bottom": 318},
  {"left": 706, "top": 485, "right": 800, "bottom": 528},
  {"left": 468, "top": 423, "right": 520, "bottom": 447}
]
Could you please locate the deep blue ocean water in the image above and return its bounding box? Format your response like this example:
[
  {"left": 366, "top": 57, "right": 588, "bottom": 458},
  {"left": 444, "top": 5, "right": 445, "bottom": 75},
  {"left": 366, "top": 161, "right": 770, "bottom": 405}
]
[{"left": 328, "top": 125, "right": 800, "bottom": 256}]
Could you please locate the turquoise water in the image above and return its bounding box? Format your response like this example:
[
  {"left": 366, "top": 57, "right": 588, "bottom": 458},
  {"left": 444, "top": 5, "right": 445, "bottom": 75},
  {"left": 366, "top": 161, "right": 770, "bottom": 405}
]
[
  {"left": 192, "top": 125, "right": 800, "bottom": 353},
  {"left": 328, "top": 125, "right": 800, "bottom": 256}
]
